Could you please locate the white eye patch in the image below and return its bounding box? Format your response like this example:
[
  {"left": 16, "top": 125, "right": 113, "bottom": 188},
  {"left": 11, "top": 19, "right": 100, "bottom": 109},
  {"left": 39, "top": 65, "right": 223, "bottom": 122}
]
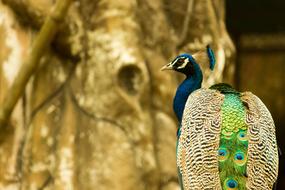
[{"left": 176, "top": 58, "right": 189, "bottom": 69}]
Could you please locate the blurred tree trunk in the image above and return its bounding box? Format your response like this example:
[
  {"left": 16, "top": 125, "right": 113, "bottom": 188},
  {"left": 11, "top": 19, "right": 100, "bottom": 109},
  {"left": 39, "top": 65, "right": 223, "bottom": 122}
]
[{"left": 0, "top": 0, "right": 234, "bottom": 189}]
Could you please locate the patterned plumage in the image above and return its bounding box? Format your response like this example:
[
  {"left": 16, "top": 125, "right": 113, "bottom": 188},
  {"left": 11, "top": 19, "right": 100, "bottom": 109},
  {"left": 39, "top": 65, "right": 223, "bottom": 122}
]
[
  {"left": 211, "top": 85, "right": 248, "bottom": 190},
  {"left": 161, "top": 46, "right": 278, "bottom": 190}
]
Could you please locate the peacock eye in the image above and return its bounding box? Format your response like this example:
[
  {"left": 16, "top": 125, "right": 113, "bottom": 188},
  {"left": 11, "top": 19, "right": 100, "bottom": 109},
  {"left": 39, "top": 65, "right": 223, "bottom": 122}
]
[{"left": 176, "top": 58, "right": 184, "bottom": 65}]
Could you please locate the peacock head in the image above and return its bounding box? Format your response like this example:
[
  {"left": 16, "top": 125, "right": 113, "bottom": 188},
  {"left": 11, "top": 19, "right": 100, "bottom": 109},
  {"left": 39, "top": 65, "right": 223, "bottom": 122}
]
[
  {"left": 160, "top": 54, "right": 198, "bottom": 76},
  {"left": 160, "top": 45, "right": 216, "bottom": 76}
]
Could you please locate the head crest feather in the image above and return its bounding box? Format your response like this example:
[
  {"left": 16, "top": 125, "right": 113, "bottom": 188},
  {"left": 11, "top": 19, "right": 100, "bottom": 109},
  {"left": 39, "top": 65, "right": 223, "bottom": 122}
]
[
  {"left": 192, "top": 45, "right": 216, "bottom": 70},
  {"left": 207, "top": 45, "right": 216, "bottom": 70}
]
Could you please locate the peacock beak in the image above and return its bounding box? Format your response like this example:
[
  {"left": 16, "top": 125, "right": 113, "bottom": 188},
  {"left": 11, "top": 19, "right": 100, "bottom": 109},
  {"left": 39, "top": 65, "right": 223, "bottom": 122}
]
[{"left": 160, "top": 62, "right": 173, "bottom": 71}]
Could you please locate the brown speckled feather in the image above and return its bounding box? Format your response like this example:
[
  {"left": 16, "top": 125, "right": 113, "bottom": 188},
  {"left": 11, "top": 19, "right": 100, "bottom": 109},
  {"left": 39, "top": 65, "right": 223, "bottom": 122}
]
[
  {"left": 241, "top": 92, "right": 279, "bottom": 190},
  {"left": 177, "top": 88, "right": 224, "bottom": 189}
]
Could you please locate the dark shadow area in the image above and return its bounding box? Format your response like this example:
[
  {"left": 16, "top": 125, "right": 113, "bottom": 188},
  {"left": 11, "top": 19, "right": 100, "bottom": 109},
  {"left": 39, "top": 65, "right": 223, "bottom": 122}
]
[{"left": 227, "top": 0, "right": 285, "bottom": 34}]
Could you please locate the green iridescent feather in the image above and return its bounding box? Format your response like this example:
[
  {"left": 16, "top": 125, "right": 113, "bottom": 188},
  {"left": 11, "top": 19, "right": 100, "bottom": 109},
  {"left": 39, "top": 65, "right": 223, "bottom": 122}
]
[{"left": 211, "top": 84, "right": 248, "bottom": 190}]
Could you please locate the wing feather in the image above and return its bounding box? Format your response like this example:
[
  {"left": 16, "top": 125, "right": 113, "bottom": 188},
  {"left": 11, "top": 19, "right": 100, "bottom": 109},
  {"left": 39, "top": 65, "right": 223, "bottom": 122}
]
[
  {"left": 177, "top": 88, "right": 224, "bottom": 189},
  {"left": 241, "top": 92, "right": 279, "bottom": 190}
]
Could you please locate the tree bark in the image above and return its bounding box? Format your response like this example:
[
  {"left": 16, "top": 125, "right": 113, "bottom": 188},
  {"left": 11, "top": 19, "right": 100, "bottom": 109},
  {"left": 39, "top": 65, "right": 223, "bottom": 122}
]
[{"left": 0, "top": 0, "right": 235, "bottom": 189}]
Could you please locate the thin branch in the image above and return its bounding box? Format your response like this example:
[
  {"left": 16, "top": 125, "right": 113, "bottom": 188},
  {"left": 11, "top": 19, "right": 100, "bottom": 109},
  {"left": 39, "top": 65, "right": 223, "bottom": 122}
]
[
  {"left": 177, "top": 0, "right": 195, "bottom": 48},
  {"left": 38, "top": 174, "right": 53, "bottom": 190},
  {"left": 0, "top": 0, "right": 73, "bottom": 129}
]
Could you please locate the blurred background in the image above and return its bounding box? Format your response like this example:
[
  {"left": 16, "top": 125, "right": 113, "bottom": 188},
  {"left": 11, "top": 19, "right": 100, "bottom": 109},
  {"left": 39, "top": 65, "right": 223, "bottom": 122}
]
[{"left": 0, "top": 0, "right": 284, "bottom": 189}]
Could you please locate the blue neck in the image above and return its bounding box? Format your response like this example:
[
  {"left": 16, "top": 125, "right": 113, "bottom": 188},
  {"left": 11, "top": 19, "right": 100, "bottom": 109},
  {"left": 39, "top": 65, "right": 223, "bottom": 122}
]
[{"left": 173, "top": 66, "right": 203, "bottom": 123}]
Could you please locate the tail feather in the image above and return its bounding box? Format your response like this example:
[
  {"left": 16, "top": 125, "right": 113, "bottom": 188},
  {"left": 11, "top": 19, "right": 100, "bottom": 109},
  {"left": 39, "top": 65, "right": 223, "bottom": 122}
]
[{"left": 218, "top": 93, "right": 248, "bottom": 190}]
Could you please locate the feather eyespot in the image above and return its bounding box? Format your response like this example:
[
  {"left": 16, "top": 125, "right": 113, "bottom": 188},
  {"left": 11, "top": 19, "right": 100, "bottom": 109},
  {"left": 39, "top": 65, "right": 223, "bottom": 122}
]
[
  {"left": 235, "top": 153, "right": 244, "bottom": 160},
  {"left": 224, "top": 178, "right": 238, "bottom": 189},
  {"left": 218, "top": 147, "right": 228, "bottom": 161},
  {"left": 237, "top": 131, "right": 248, "bottom": 142},
  {"left": 234, "top": 151, "right": 247, "bottom": 166},
  {"left": 219, "top": 149, "right": 226, "bottom": 156}
]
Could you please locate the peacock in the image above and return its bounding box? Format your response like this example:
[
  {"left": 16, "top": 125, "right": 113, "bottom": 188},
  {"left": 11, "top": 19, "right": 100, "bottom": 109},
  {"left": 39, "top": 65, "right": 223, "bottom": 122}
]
[{"left": 161, "top": 46, "right": 279, "bottom": 190}]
